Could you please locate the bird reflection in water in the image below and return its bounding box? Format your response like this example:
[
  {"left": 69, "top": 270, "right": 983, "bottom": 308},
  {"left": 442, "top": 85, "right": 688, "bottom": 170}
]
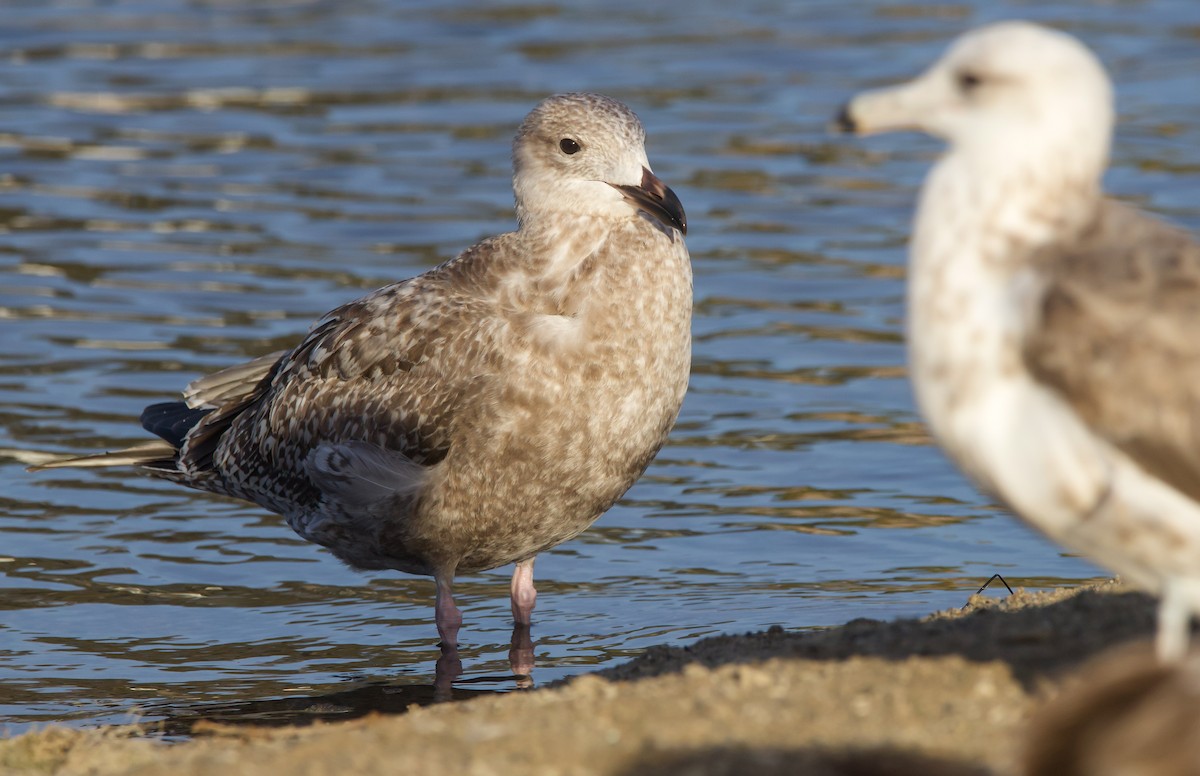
[
  {"left": 147, "top": 631, "right": 538, "bottom": 737},
  {"left": 436, "top": 622, "right": 535, "bottom": 699}
]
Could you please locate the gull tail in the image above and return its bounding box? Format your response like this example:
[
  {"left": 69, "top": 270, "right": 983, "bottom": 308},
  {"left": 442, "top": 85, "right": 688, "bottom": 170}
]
[
  {"left": 26, "top": 352, "right": 280, "bottom": 476},
  {"left": 26, "top": 440, "right": 178, "bottom": 471},
  {"left": 140, "top": 402, "right": 214, "bottom": 448},
  {"left": 28, "top": 402, "right": 214, "bottom": 473}
]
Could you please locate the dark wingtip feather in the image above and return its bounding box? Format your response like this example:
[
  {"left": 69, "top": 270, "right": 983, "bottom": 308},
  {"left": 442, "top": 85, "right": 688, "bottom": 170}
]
[{"left": 141, "top": 402, "right": 213, "bottom": 448}]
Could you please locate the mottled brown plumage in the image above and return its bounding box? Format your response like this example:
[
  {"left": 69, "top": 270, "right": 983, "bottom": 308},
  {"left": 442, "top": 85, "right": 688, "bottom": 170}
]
[{"left": 35, "top": 93, "right": 692, "bottom": 648}]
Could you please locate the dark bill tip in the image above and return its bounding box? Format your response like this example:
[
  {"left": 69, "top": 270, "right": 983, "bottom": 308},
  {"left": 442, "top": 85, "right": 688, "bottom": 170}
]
[
  {"left": 612, "top": 167, "right": 687, "bottom": 236},
  {"left": 831, "top": 103, "right": 857, "bottom": 135}
]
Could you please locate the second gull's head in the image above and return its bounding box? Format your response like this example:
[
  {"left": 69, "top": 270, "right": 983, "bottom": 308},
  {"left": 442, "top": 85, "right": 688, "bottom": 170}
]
[{"left": 836, "top": 22, "right": 1113, "bottom": 185}]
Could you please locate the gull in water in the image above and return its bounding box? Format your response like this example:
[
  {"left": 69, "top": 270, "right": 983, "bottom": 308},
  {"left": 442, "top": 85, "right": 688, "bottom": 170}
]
[
  {"left": 33, "top": 93, "right": 691, "bottom": 663},
  {"left": 836, "top": 21, "right": 1200, "bottom": 660}
]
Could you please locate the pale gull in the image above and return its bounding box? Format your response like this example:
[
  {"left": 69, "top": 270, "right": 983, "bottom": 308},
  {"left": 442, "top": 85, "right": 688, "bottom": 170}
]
[
  {"left": 33, "top": 92, "right": 692, "bottom": 658},
  {"left": 836, "top": 21, "right": 1200, "bottom": 660}
]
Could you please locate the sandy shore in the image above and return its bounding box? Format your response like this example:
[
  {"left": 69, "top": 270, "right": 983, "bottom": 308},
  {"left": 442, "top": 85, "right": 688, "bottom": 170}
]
[{"left": 0, "top": 582, "right": 1174, "bottom": 776}]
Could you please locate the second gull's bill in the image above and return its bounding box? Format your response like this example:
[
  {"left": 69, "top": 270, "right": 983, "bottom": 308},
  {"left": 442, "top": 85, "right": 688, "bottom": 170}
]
[
  {"left": 836, "top": 21, "right": 1200, "bottom": 660},
  {"left": 31, "top": 92, "right": 692, "bottom": 673}
]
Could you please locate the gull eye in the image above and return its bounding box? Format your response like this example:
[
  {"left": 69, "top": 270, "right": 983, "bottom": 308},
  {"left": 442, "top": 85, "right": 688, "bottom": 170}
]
[
  {"left": 957, "top": 71, "right": 983, "bottom": 92},
  {"left": 559, "top": 138, "right": 581, "bottom": 155}
]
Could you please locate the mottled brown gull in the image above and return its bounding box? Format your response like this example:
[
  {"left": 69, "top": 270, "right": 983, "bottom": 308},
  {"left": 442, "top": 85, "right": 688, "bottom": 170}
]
[
  {"left": 33, "top": 92, "right": 692, "bottom": 654},
  {"left": 836, "top": 22, "right": 1200, "bottom": 660}
]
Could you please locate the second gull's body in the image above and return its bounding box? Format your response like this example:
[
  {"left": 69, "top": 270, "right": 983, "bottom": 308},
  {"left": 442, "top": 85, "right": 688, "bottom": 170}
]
[{"left": 838, "top": 22, "right": 1200, "bottom": 659}]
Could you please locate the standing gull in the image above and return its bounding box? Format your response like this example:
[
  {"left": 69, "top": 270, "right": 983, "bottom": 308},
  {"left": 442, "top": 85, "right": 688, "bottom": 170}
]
[
  {"left": 836, "top": 22, "right": 1200, "bottom": 660},
  {"left": 33, "top": 93, "right": 691, "bottom": 655}
]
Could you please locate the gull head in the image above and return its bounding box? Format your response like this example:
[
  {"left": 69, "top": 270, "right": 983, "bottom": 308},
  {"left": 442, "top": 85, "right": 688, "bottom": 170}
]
[
  {"left": 512, "top": 93, "right": 686, "bottom": 235},
  {"left": 835, "top": 22, "right": 1113, "bottom": 184}
]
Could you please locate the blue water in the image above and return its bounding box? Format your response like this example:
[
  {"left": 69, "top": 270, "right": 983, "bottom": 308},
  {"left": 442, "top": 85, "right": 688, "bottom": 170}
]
[{"left": 2, "top": 0, "right": 1195, "bottom": 733}]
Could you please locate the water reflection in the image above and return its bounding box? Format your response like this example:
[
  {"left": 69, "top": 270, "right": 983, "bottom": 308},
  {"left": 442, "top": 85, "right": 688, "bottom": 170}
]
[
  {"left": 69, "top": 621, "right": 538, "bottom": 736},
  {"left": 437, "top": 621, "right": 535, "bottom": 707},
  {"left": 144, "top": 674, "right": 499, "bottom": 737}
]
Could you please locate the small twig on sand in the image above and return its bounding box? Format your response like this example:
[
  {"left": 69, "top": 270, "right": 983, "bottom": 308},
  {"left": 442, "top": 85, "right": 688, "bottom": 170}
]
[{"left": 962, "top": 574, "right": 1014, "bottom": 610}]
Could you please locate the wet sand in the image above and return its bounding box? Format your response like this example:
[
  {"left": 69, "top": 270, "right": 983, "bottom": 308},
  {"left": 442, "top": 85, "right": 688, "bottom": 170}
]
[{"left": 0, "top": 582, "right": 1168, "bottom": 776}]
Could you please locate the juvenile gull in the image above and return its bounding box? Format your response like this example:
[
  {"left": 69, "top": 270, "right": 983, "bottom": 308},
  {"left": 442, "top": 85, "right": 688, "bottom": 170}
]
[
  {"left": 34, "top": 93, "right": 691, "bottom": 652},
  {"left": 836, "top": 22, "right": 1200, "bottom": 660}
]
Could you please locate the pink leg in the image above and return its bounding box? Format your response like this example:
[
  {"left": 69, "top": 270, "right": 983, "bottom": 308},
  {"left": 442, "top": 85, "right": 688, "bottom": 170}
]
[
  {"left": 434, "top": 573, "right": 462, "bottom": 648},
  {"left": 510, "top": 557, "right": 537, "bottom": 627}
]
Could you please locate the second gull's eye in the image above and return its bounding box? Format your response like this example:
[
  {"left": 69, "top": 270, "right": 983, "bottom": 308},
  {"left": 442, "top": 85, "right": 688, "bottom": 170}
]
[{"left": 957, "top": 71, "right": 983, "bottom": 92}]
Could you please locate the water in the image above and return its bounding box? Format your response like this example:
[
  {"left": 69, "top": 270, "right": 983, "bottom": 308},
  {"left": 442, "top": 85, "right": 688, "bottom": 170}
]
[{"left": 1, "top": 0, "right": 1196, "bottom": 734}]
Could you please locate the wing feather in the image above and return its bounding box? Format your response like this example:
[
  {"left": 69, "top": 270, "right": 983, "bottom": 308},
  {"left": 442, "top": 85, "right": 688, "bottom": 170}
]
[
  {"left": 188, "top": 239, "right": 513, "bottom": 511},
  {"left": 1023, "top": 200, "right": 1200, "bottom": 502},
  {"left": 306, "top": 440, "right": 427, "bottom": 510},
  {"left": 183, "top": 351, "right": 285, "bottom": 409}
]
